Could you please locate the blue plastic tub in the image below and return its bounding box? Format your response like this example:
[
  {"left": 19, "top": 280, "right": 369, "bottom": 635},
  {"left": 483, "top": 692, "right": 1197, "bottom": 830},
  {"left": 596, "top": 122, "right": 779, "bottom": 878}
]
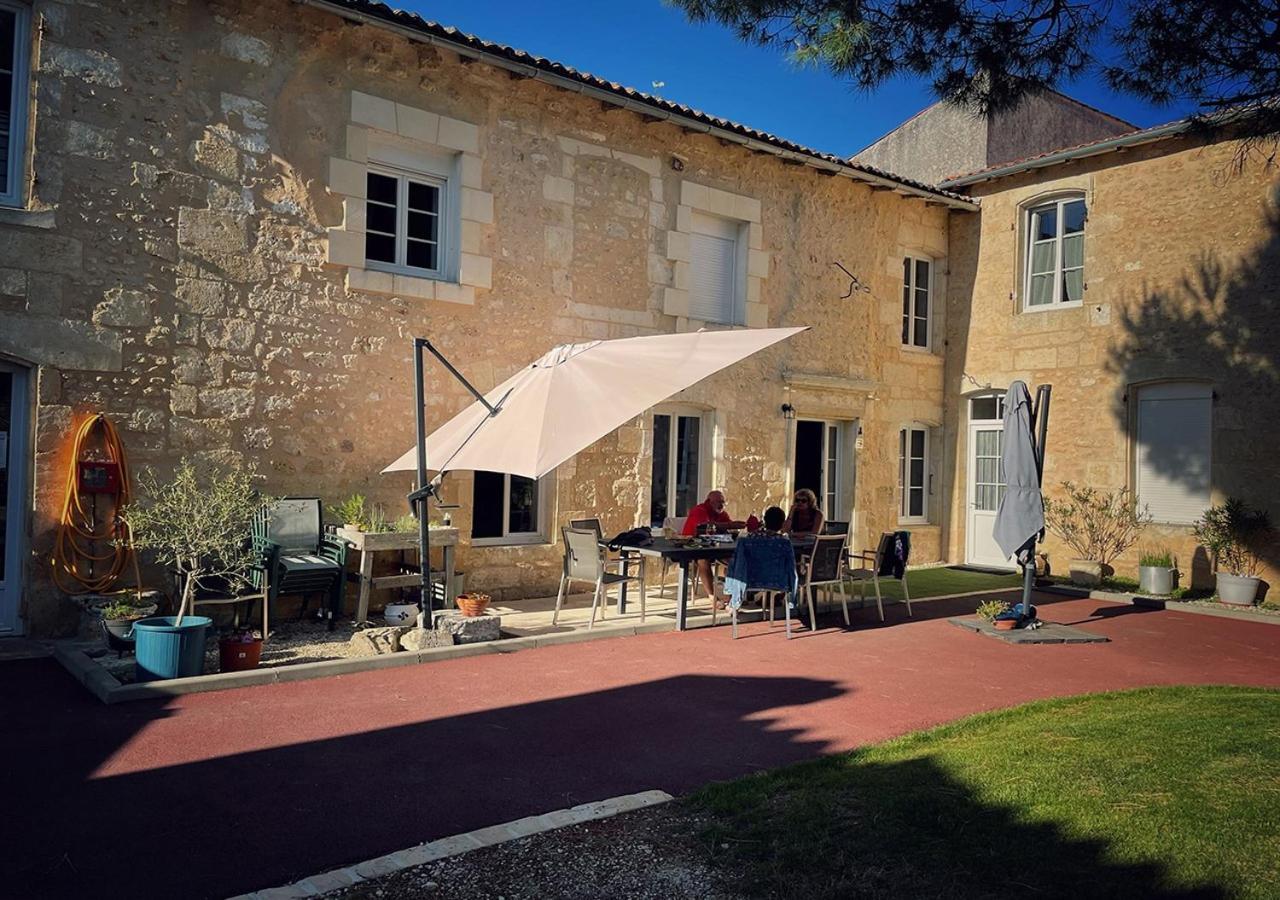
[{"left": 132, "top": 616, "right": 212, "bottom": 681}]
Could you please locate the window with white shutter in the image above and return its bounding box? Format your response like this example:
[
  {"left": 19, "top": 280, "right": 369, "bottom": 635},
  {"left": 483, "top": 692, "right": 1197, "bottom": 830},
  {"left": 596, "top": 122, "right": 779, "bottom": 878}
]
[
  {"left": 689, "top": 211, "right": 743, "bottom": 325},
  {"left": 1135, "top": 382, "right": 1212, "bottom": 524}
]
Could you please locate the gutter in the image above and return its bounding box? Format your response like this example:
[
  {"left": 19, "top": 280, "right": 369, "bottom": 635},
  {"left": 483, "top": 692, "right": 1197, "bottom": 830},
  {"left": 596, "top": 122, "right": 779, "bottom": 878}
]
[{"left": 295, "top": 0, "right": 979, "bottom": 211}]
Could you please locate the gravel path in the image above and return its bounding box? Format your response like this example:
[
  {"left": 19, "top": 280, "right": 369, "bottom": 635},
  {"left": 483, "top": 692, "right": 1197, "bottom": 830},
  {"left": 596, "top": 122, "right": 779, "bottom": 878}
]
[{"left": 324, "top": 805, "right": 740, "bottom": 900}]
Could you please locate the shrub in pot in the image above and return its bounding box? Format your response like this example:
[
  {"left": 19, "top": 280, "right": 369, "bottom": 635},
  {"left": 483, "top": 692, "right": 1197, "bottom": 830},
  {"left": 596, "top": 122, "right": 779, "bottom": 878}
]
[
  {"left": 1044, "top": 483, "right": 1152, "bottom": 587},
  {"left": 1192, "top": 499, "right": 1273, "bottom": 606},
  {"left": 99, "top": 599, "right": 156, "bottom": 654},
  {"left": 123, "top": 459, "right": 273, "bottom": 679},
  {"left": 1137, "top": 548, "right": 1177, "bottom": 596}
]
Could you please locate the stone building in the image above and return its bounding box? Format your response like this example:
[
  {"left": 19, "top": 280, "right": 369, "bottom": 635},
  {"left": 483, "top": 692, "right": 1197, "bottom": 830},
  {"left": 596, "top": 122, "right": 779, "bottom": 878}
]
[
  {"left": 0, "top": 1, "right": 1275, "bottom": 638},
  {"left": 0, "top": 0, "right": 973, "bottom": 636}
]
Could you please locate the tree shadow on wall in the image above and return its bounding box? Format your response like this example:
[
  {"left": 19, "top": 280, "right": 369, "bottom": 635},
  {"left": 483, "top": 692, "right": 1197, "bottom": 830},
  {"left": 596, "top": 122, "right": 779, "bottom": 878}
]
[{"left": 1104, "top": 202, "right": 1280, "bottom": 578}]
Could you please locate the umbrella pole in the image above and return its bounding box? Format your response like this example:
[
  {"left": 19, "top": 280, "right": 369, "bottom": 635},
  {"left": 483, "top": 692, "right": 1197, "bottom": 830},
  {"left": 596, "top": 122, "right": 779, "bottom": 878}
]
[
  {"left": 1018, "top": 385, "right": 1052, "bottom": 624},
  {"left": 410, "top": 338, "right": 503, "bottom": 626}
]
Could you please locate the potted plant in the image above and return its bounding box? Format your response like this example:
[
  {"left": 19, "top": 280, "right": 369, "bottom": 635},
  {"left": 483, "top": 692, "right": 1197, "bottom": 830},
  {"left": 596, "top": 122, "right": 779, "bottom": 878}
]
[
  {"left": 1193, "top": 499, "right": 1273, "bottom": 606},
  {"left": 1137, "top": 548, "right": 1177, "bottom": 595},
  {"left": 124, "top": 459, "right": 272, "bottom": 680},
  {"left": 976, "top": 599, "right": 1011, "bottom": 622},
  {"left": 98, "top": 598, "right": 157, "bottom": 654},
  {"left": 218, "top": 626, "right": 264, "bottom": 672},
  {"left": 330, "top": 494, "right": 370, "bottom": 531},
  {"left": 1044, "top": 483, "right": 1152, "bottom": 587},
  {"left": 456, "top": 591, "right": 492, "bottom": 617}
]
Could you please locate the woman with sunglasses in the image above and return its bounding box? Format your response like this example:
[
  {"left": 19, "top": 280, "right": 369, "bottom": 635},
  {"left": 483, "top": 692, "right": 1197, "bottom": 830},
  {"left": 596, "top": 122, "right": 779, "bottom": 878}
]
[{"left": 782, "top": 488, "right": 825, "bottom": 537}]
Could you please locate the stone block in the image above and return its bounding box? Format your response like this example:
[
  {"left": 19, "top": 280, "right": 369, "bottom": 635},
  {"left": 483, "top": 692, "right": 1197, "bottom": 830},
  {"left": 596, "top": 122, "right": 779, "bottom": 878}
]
[
  {"left": 62, "top": 121, "right": 116, "bottom": 160},
  {"left": 747, "top": 248, "right": 770, "bottom": 278},
  {"left": 672, "top": 260, "right": 690, "bottom": 291},
  {"left": 346, "top": 268, "right": 394, "bottom": 295},
  {"left": 220, "top": 32, "right": 272, "bottom": 66},
  {"left": 662, "top": 287, "right": 690, "bottom": 318},
  {"left": 459, "top": 253, "right": 492, "bottom": 289},
  {"left": 748, "top": 222, "right": 763, "bottom": 249},
  {"left": 433, "top": 282, "right": 475, "bottom": 306},
  {"left": 432, "top": 611, "right": 500, "bottom": 644},
  {"left": 328, "top": 157, "right": 366, "bottom": 198},
  {"left": 459, "top": 153, "right": 483, "bottom": 189},
  {"left": 175, "top": 278, "right": 227, "bottom": 316},
  {"left": 460, "top": 188, "right": 493, "bottom": 224},
  {"left": 92, "top": 288, "right": 150, "bottom": 327},
  {"left": 542, "top": 174, "right": 574, "bottom": 205},
  {"left": 395, "top": 104, "right": 439, "bottom": 144},
  {"left": 665, "top": 230, "right": 690, "bottom": 263},
  {"left": 680, "top": 181, "right": 710, "bottom": 209},
  {"left": 344, "top": 125, "right": 368, "bottom": 164},
  {"left": 437, "top": 116, "right": 479, "bottom": 154},
  {"left": 348, "top": 626, "right": 413, "bottom": 656},
  {"left": 735, "top": 194, "right": 762, "bottom": 223},
  {"left": 342, "top": 197, "right": 365, "bottom": 233},
  {"left": 393, "top": 274, "right": 435, "bottom": 300},
  {"left": 178, "top": 208, "right": 249, "bottom": 254},
  {"left": 41, "top": 43, "right": 122, "bottom": 87},
  {"left": 745, "top": 301, "right": 768, "bottom": 328},
  {"left": 746, "top": 275, "right": 762, "bottom": 303},
  {"left": 327, "top": 228, "right": 364, "bottom": 267},
  {"left": 400, "top": 627, "right": 454, "bottom": 651},
  {"left": 675, "top": 204, "right": 692, "bottom": 233},
  {"left": 350, "top": 90, "right": 397, "bottom": 132}
]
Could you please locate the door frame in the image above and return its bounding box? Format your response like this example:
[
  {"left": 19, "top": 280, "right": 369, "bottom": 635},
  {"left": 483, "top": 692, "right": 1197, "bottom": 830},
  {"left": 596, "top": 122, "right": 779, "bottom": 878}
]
[
  {"left": 964, "top": 393, "right": 1014, "bottom": 570},
  {"left": 790, "top": 417, "right": 852, "bottom": 522},
  {"left": 0, "top": 358, "right": 32, "bottom": 635}
]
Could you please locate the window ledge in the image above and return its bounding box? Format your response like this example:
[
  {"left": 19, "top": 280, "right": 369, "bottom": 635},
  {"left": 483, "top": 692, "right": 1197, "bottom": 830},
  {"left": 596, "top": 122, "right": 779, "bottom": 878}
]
[
  {"left": 900, "top": 345, "right": 942, "bottom": 361},
  {"left": 470, "top": 535, "right": 550, "bottom": 548},
  {"left": 345, "top": 267, "right": 475, "bottom": 306},
  {"left": 0, "top": 206, "right": 55, "bottom": 230},
  {"left": 1021, "top": 300, "right": 1083, "bottom": 315},
  {"left": 898, "top": 518, "right": 933, "bottom": 527}
]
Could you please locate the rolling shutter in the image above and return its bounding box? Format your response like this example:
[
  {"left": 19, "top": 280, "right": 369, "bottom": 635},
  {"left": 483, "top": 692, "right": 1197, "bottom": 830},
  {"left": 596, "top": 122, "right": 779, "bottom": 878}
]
[
  {"left": 689, "top": 212, "right": 739, "bottom": 324},
  {"left": 1135, "top": 382, "right": 1212, "bottom": 524}
]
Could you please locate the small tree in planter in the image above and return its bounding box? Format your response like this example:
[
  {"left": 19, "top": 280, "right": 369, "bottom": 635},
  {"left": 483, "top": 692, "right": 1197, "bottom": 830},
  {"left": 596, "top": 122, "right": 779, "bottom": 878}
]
[
  {"left": 1193, "top": 499, "right": 1274, "bottom": 605},
  {"left": 126, "top": 459, "right": 273, "bottom": 621},
  {"left": 1043, "top": 483, "right": 1152, "bottom": 587}
]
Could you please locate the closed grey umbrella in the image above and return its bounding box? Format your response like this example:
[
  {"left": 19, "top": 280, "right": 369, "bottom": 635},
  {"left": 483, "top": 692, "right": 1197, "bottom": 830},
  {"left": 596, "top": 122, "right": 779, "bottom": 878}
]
[{"left": 993, "top": 381, "right": 1044, "bottom": 562}]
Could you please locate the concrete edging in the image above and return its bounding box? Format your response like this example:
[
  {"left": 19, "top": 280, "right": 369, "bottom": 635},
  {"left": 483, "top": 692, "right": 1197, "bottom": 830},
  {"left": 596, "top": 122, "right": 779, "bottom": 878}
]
[
  {"left": 52, "top": 619, "right": 678, "bottom": 704},
  {"left": 227, "top": 789, "right": 675, "bottom": 900},
  {"left": 1038, "top": 584, "right": 1280, "bottom": 626}
]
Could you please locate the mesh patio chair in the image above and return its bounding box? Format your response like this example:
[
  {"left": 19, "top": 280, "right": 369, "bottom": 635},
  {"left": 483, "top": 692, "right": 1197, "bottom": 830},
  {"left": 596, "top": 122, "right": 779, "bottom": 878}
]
[
  {"left": 553, "top": 527, "right": 647, "bottom": 628},
  {"left": 797, "top": 533, "right": 851, "bottom": 634},
  {"left": 823, "top": 520, "right": 850, "bottom": 535},
  {"left": 848, "top": 531, "right": 913, "bottom": 622},
  {"left": 571, "top": 517, "right": 644, "bottom": 580},
  {"left": 251, "top": 497, "right": 348, "bottom": 631}
]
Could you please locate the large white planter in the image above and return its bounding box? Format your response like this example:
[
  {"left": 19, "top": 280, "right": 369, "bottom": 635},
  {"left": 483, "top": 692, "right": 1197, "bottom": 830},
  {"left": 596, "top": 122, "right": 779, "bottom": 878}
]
[
  {"left": 1138, "top": 566, "right": 1175, "bottom": 596},
  {"left": 383, "top": 601, "right": 420, "bottom": 626},
  {"left": 1069, "top": 558, "right": 1103, "bottom": 587},
  {"left": 1216, "top": 573, "right": 1260, "bottom": 606}
]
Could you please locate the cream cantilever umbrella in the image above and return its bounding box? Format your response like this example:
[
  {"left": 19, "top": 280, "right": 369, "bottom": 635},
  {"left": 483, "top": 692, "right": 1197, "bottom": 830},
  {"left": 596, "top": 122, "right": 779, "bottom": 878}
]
[{"left": 384, "top": 326, "right": 808, "bottom": 480}]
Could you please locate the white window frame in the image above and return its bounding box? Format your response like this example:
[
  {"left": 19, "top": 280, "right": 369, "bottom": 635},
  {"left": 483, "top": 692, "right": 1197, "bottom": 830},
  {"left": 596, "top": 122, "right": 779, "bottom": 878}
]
[
  {"left": 650, "top": 408, "right": 710, "bottom": 526},
  {"left": 792, "top": 418, "right": 848, "bottom": 521},
  {"left": 1022, "top": 194, "right": 1086, "bottom": 312},
  {"left": 688, "top": 211, "right": 747, "bottom": 326},
  {"left": 365, "top": 164, "right": 449, "bottom": 281},
  {"left": 470, "top": 472, "right": 549, "bottom": 547},
  {"left": 0, "top": 1, "right": 31, "bottom": 209},
  {"left": 901, "top": 256, "right": 932, "bottom": 350},
  {"left": 898, "top": 426, "right": 930, "bottom": 524}
]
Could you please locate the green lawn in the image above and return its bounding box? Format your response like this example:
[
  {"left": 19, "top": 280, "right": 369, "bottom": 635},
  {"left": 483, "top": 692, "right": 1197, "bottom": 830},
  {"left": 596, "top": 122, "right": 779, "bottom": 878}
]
[
  {"left": 693, "top": 686, "right": 1280, "bottom": 899},
  {"left": 845, "top": 565, "right": 1024, "bottom": 602}
]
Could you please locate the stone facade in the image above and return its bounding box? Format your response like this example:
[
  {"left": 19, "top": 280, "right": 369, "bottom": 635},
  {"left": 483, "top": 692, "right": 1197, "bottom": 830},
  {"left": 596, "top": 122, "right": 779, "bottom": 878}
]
[
  {"left": 943, "top": 136, "right": 1280, "bottom": 588},
  {"left": 1, "top": 0, "right": 958, "bottom": 636}
]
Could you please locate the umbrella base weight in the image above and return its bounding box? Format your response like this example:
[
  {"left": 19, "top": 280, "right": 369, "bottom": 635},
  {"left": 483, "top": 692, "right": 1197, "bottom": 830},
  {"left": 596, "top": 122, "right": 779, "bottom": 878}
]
[{"left": 949, "top": 618, "right": 1109, "bottom": 644}]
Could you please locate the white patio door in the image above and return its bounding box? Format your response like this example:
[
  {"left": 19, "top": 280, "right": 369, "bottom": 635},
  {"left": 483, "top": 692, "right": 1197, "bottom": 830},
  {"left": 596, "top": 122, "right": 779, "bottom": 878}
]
[
  {"left": 0, "top": 362, "right": 29, "bottom": 634},
  {"left": 965, "top": 417, "right": 1014, "bottom": 570}
]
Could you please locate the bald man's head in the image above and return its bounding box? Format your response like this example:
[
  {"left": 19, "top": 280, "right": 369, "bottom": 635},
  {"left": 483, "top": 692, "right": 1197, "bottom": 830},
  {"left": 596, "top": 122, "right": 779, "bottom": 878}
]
[{"left": 705, "top": 490, "right": 726, "bottom": 513}]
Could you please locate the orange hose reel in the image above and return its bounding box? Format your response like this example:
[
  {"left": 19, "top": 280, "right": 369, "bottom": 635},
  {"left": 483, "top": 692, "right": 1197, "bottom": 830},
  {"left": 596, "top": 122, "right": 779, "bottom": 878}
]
[{"left": 50, "top": 413, "right": 139, "bottom": 595}]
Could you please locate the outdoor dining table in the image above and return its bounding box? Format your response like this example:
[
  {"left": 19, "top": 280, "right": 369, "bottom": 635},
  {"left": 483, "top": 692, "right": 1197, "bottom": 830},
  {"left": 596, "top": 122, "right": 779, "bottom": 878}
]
[{"left": 615, "top": 534, "right": 817, "bottom": 631}]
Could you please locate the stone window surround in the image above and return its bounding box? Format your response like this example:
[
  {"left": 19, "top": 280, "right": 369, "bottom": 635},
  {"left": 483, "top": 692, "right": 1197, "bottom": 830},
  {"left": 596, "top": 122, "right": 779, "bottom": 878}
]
[
  {"left": 1016, "top": 183, "right": 1091, "bottom": 314},
  {"left": 326, "top": 90, "right": 494, "bottom": 307},
  {"left": 897, "top": 421, "right": 936, "bottom": 525},
  {"left": 661, "top": 181, "right": 769, "bottom": 329},
  {"left": 0, "top": 0, "right": 31, "bottom": 209}
]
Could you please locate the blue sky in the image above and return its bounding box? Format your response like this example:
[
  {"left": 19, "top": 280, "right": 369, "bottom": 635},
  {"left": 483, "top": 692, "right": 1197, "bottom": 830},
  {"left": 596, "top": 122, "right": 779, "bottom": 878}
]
[{"left": 400, "top": 0, "right": 1200, "bottom": 157}]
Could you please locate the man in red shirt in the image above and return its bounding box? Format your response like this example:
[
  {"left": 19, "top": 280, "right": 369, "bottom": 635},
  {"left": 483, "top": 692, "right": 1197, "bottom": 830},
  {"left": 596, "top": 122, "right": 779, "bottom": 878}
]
[{"left": 683, "top": 490, "right": 746, "bottom": 606}]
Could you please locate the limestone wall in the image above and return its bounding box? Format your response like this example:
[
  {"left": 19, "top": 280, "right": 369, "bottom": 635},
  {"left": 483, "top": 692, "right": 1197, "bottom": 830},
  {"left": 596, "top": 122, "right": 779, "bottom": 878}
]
[
  {"left": 945, "top": 138, "right": 1280, "bottom": 588},
  {"left": 2, "top": 0, "right": 952, "bottom": 635}
]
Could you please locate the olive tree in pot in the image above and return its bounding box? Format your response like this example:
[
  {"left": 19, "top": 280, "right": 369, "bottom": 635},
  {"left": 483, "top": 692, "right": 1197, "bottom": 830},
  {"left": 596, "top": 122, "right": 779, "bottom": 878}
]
[
  {"left": 1043, "top": 483, "right": 1152, "bottom": 587},
  {"left": 1192, "top": 499, "right": 1273, "bottom": 606},
  {"left": 124, "top": 460, "right": 273, "bottom": 679}
]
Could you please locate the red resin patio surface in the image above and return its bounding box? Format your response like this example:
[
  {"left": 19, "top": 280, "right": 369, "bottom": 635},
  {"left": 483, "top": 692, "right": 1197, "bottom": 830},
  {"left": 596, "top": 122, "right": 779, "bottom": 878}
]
[{"left": 4, "top": 591, "right": 1278, "bottom": 899}]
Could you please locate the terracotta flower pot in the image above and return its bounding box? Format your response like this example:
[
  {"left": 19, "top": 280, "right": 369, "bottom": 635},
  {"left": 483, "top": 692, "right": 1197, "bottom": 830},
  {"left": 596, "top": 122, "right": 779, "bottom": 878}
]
[
  {"left": 994, "top": 618, "right": 1018, "bottom": 631},
  {"left": 456, "top": 592, "right": 491, "bottom": 617},
  {"left": 219, "top": 635, "right": 263, "bottom": 672}
]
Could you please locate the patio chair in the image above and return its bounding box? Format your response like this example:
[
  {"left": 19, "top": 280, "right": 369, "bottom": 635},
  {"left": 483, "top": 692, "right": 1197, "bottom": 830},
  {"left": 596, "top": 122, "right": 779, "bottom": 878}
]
[
  {"left": 848, "top": 531, "right": 913, "bottom": 622},
  {"left": 721, "top": 533, "right": 797, "bottom": 639},
  {"left": 797, "top": 533, "right": 851, "bottom": 633},
  {"left": 657, "top": 515, "right": 687, "bottom": 596},
  {"left": 553, "top": 527, "right": 647, "bottom": 629},
  {"left": 823, "top": 520, "right": 849, "bottom": 535},
  {"left": 251, "top": 497, "right": 349, "bottom": 631},
  {"left": 571, "top": 517, "right": 643, "bottom": 580}
]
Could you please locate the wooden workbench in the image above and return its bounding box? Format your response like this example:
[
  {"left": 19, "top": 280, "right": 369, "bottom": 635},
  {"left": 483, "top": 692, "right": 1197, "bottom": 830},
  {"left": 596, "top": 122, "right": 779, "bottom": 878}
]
[{"left": 335, "top": 526, "right": 459, "bottom": 624}]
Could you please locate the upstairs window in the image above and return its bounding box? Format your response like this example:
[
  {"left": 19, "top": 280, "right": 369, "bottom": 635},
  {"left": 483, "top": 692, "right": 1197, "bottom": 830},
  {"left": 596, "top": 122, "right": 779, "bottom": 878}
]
[
  {"left": 1025, "top": 195, "right": 1085, "bottom": 309},
  {"left": 0, "top": 2, "right": 31, "bottom": 208},
  {"left": 902, "top": 257, "right": 931, "bottom": 348},
  {"left": 365, "top": 168, "right": 446, "bottom": 279},
  {"left": 689, "top": 212, "right": 744, "bottom": 325}
]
